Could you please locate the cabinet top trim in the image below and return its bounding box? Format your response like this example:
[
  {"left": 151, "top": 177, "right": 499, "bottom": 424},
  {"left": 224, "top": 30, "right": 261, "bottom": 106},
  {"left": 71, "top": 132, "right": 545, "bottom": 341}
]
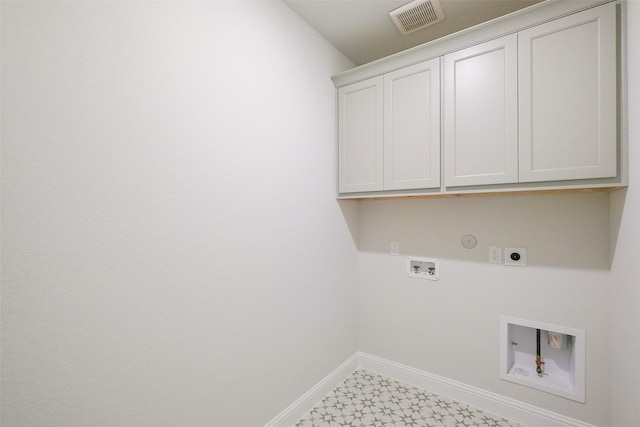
[{"left": 331, "top": 0, "right": 614, "bottom": 88}]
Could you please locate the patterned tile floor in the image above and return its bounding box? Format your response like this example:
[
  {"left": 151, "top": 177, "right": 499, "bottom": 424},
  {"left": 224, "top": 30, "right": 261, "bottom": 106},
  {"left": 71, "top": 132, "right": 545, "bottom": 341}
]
[{"left": 295, "top": 369, "right": 521, "bottom": 427}]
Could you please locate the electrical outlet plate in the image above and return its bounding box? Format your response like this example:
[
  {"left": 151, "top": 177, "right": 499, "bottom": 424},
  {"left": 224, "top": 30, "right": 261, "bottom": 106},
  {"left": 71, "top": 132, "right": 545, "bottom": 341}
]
[
  {"left": 489, "top": 246, "right": 503, "bottom": 264},
  {"left": 407, "top": 257, "right": 439, "bottom": 280},
  {"left": 504, "top": 247, "right": 527, "bottom": 266},
  {"left": 390, "top": 241, "right": 400, "bottom": 255}
]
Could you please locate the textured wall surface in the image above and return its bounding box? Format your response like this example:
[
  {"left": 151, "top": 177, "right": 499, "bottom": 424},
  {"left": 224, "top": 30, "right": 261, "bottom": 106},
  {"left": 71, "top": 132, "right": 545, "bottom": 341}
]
[
  {"left": 357, "top": 192, "right": 611, "bottom": 426},
  {"left": 0, "top": 2, "right": 358, "bottom": 426},
  {"left": 610, "top": 1, "right": 640, "bottom": 425},
  {"left": 3, "top": 1, "right": 639, "bottom": 427}
]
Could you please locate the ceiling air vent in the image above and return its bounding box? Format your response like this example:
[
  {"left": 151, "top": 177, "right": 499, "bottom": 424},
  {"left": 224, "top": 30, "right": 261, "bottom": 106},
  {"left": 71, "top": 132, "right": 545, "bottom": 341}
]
[{"left": 389, "top": 0, "right": 445, "bottom": 35}]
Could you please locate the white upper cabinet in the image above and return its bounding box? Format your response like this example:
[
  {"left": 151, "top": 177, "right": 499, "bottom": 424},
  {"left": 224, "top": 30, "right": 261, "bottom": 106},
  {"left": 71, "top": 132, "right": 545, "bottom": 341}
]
[
  {"left": 444, "top": 35, "right": 518, "bottom": 187},
  {"left": 518, "top": 2, "right": 617, "bottom": 183},
  {"left": 338, "top": 59, "right": 441, "bottom": 194},
  {"left": 333, "top": 1, "right": 622, "bottom": 198},
  {"left": 384, "top": 58, "right": 441, "bottom": 190},
  {"left": 338, "top": 76, "right": 383, "bottom": 193}
]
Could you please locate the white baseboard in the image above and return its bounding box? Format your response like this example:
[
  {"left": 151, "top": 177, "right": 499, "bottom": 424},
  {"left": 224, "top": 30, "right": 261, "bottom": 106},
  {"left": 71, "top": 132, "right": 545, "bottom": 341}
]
[
  {"left": 358, "top": 352, "right": 599, "bottom": 427},
  {"left": 264, "top": 351, "right": 599, "bottom": 427},
  {"left": 263, "top": 353, "right": 359, "bottom": 427}
]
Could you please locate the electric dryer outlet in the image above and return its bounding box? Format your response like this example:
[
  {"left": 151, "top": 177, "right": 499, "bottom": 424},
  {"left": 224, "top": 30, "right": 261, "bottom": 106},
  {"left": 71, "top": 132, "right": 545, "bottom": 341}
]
[{"left": 504, "top": 248, "right": 527, "bottom": 266}]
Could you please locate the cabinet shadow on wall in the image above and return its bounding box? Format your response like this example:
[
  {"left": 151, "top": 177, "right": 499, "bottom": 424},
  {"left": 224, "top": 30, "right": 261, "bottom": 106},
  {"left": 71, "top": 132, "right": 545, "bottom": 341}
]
[
  {"left": 337, "top": 199, "right": 360, "bottom": 248},
  {"left": 353, "top": 191, "right": 613, "bottom": 271},
  {"left": 609, "top": 187, "right": 627, "bottom": 266}
]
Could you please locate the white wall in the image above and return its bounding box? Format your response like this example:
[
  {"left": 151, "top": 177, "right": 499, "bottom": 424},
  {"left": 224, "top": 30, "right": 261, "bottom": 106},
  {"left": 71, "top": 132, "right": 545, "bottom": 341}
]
[
  {"left": 357, "top": 192, "right": 611, "bottom": 425},
  {"left": 0, "top": 2, "right": 358, "bottom": 426},
  {"left": 354, "top": 4, "right": 640, "bottom": 426},
  {"left": 610, "top": 1, "right": 640, "bottom": 425},
  {"left": 3, "top": 1, "right": 637, "bottom": 427}
]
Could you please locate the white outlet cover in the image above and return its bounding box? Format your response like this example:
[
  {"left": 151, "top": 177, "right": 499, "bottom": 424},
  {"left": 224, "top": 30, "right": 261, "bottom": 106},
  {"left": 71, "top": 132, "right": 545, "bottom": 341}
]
[
  {"left": 489, "top": 246, "right": 503, "bottom": 264},
  {"left": 504, "top": 247, "right": 527, "bottom": 266},
  {"left": 390, "top": 241, "right": 400, "bottom": 256}
]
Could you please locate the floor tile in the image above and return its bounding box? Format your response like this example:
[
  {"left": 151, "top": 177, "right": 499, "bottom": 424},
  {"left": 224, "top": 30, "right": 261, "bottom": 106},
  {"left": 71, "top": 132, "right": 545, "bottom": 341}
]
[{"left": 294, "top": 369, "right": 521, "bottom": 427}]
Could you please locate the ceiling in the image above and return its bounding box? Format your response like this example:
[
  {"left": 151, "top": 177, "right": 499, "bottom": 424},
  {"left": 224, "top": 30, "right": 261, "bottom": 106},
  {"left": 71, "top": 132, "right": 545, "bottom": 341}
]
[{"left": 284, "top": 0, "right": 544, "bottom": 66}]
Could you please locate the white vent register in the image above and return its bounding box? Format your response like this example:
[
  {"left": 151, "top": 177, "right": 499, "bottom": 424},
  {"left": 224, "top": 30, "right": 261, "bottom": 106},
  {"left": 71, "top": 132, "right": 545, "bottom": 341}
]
[{"left": 390, "top": 0, "right": 444, "bottom": 35}]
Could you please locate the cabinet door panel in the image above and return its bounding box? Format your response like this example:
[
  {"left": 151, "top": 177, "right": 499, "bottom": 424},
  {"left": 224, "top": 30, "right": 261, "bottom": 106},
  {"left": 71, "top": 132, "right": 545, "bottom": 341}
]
[
  {"left": 518, "top": 3, "right": 616, "bottom": 182},
  {"left": 338, "top": 77, "right": 384, "bottom": 193},
  {"left": 384, "top": 58, "right": 441, "bottom": 190},
  {"left": 444, "top": 34, "right": 518, "bottom": 187}
]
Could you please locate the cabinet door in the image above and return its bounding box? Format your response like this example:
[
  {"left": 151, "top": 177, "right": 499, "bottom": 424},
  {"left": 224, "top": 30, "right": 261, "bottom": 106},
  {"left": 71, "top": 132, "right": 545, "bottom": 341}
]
[
  {"left": 444, "top": 34, "right": 518, "bottom": 187},
  {"left": 518, "top": 3, "right": 616, "bottom": 183},
  {"left": 338, "top": 76, "right": 384, "bottom": 193},
  {"left": 384, "top": 58, "right": 441, "bottom": 190}
]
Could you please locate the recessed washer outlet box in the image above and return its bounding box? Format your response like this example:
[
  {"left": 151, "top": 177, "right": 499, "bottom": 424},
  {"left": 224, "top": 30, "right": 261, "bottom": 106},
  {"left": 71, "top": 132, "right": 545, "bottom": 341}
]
[
  {"left": 500, "top": 316, "right": 585, "bottom": 402},
  {"left": 389, "top": 0, "right": 445, "bottom": 35},
  {"left": 407, "top": 257, "right": 439, "bottom": 280}
]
